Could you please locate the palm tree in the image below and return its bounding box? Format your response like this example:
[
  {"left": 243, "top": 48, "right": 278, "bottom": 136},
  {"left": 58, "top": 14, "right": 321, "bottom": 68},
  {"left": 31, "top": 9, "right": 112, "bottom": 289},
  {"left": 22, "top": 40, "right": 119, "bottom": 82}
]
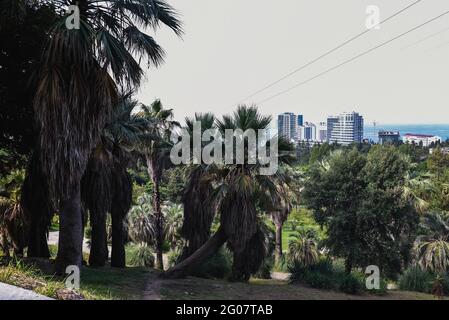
[
  {"left": 415, "top": 212, "right": 449, "bottom": 274},
  {"left": 403, "top": 170, "right": 434, "bottom": 214},
  {"left": 163, "top": 202, "right": 184, "bottom": 250},
  {"left": 82, "top": 93, "right": 152, "bottom": 267},
  {"left": 288, "top": 228, "right": 319, "bottom": 267},
  {"left": 32, "top": 0, "right": 182, "bottom": 273},
  {"left": 269, "top": 184, "right": 293, "bottom": 265},
  {"left": 165, "top": 105, "right": 295, "bottom": 280},
  {"left": 128, "top": 193, "right": 156, "bottom": 246},
  {"left": 137, "top": 100, "right": 180, "bottom": 270},
  {"left": 178, "top": 113, "right": 216, "bottom": 261}
]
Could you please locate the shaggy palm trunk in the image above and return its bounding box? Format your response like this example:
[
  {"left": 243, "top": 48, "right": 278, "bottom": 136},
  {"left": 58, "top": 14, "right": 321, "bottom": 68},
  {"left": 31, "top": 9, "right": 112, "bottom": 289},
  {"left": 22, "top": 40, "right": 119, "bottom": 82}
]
[
  {"left": 152, "top": 174, "right": 164, "bottom": 270},
  {"left": 27, "top": 218, "right": 50, "bottom": 258},
  {"left": 111, "top": 207, "right": 125, "bottom": 268},
  {"left": 164, "top": 227, "right": 227, "bottom": 279},
  {"left": 89, "top": 211, "right": 107, "bottom": 267},
  {"left": 274, "top": 221, "right": 283, "bottom": 265},
  {"left": 55, "top": 184, "right": 83, "bottom": 275}
]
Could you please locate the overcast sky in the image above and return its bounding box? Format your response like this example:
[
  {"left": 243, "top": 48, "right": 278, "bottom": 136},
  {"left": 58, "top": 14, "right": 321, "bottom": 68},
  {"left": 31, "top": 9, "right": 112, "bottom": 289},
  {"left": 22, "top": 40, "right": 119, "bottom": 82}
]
[{"left": 136, "top": 0, "right": 449, "bottom": 126}]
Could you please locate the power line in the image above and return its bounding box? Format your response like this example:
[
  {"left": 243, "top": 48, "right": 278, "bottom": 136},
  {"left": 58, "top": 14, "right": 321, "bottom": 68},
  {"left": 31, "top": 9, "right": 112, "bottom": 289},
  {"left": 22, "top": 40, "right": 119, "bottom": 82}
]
[
  {"left": 257, "top": 10, "right": 449, "bottom": 105},
  {"left": 401, "top": 25, "right": 449, "bottom": 50},
  {"left": 235, "top": 0, "right": 424, "bottom": 104}
]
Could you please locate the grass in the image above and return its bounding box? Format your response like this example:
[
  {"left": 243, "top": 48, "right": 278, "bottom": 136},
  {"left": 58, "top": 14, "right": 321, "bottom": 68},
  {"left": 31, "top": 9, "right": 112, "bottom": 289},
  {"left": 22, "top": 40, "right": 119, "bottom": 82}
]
[
  {"left": 1, "top": 254, "right": 445, "bottom": 300},
  {"left": 158, "top": 276, "right": 443, "bottom": 300},
  {"left": 0, "top": 243, "right": 155, "bottom": 300}
]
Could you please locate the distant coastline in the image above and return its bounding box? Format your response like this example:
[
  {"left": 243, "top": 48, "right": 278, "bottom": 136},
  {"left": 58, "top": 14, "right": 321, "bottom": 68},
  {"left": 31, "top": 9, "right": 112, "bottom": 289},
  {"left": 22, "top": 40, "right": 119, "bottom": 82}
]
[{"left": 364, "top": 124, "right": 449, "bottom": 142}]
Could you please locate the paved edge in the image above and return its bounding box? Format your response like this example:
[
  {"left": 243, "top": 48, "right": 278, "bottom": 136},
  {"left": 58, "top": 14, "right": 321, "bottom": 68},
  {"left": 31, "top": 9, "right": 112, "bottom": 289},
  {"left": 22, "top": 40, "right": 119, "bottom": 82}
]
[{"left": 0, "top": 282, "right": 54, "bottom": 300}]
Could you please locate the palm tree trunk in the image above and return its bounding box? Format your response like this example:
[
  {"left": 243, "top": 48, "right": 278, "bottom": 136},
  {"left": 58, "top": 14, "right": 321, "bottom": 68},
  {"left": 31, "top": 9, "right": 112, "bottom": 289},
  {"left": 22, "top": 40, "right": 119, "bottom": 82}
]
[
  {"left": 163, "top": 227, "right": 227, "bottom": 279},
  {"left": 274, "top": 221, "right": 283, "bottom": 265},
  {"left": 55, "top": 184, "right": 83, "bottom": 275},
  {"left": 27, "top": 217, "right": 50, "bottom": 258},
  {"left": 152, "top": 173, "right": 164, "bottom": 270},
  {"left": 88, "top": 211, "right": 107, "bottom": 267},
  {"left": 111, "top": 207, "right": 125, "bottom": 268}
]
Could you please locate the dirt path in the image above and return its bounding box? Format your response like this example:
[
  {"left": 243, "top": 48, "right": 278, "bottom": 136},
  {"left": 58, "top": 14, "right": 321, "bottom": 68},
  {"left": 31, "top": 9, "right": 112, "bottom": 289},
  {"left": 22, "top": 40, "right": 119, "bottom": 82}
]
[{"left": 143, "top": 277, "right": 163, "bottom": 300}]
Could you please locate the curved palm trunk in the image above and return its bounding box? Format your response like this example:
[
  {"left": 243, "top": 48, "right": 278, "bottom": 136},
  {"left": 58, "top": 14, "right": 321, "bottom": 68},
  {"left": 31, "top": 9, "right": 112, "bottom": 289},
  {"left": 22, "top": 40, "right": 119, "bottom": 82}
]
[
  {"left": 111, "top": 207, "right": 125, "bottom": 268},
  {"left": 164, "top": 227, "right": 227, "bottom": 279},
  {"left": 55, "top": 184, "right": 83, "bottom": 275},
  {"left": 89, "top": 211, "right": 107, "bottom": 267}
]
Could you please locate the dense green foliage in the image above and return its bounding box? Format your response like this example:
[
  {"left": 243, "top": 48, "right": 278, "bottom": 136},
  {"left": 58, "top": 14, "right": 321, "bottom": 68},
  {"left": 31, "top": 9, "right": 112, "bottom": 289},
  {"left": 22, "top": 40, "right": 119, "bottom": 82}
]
[{"left": 303, "top": 146, "right": 419, "bottom": 276}]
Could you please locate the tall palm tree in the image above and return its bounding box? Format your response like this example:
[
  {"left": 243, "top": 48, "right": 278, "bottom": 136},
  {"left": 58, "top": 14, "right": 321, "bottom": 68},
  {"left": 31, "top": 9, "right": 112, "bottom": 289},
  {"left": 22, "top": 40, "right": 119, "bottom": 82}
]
[
  {"left": 137, "top": 100, "right": 179, "bottom": 270},
  {"left": 33, "top": 0, "right": 182, "bottom": 273},
  {"left": 165, "top": 105, "right": 295, "bottom": 280},
  {"left": 82, "top": 93, "right": 153, "bottom": 267},
  {"left": 179, "top": 113, "right": 217, "bottom": 261}
]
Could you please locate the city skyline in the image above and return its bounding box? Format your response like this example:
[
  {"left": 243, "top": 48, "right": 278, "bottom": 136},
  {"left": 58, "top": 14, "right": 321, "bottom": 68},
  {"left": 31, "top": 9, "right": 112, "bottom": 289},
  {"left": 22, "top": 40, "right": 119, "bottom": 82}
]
[{"left": 137, "top": 0, "right": 449, "bottom": 125}]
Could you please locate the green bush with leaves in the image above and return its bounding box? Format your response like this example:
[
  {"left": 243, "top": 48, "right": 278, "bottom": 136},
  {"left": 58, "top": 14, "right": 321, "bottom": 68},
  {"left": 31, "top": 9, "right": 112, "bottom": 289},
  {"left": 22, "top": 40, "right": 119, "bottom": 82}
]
[
  {"left": 254, "top": 256, "right": 274, "bottom": 279},
  {"left": 398, "top": 266, "right": 434, "bottom": 293},
  {"left": 287, "top": 228, "right": 319, "bottom": 267},
  {"left": 167, "top": 249, "right": 181, "bottom": 268},
  {"left": 192, "top": 248, "right": 233, "bottom": 279},
  {"left": 288, "top": 257, "right": 370, "bottom": 295},
  {"left": 338, "top": 272, "right": 364, "bottom": 295},
  {"left": 127, "top": 244, "right": 155, "bottom": 268}
]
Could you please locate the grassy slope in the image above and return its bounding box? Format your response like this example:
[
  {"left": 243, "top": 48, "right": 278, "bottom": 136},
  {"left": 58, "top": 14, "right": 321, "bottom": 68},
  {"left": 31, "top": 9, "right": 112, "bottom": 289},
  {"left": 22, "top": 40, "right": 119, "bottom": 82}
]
[{"left": 0, "top": 257, "right": 442, "bottom": 300}]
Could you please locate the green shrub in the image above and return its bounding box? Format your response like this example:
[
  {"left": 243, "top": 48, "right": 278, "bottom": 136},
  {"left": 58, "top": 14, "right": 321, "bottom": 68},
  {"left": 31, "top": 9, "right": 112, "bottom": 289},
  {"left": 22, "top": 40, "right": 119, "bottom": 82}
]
[
  {"left": 273, "top": 255, "right": 288, "bottom": 272},
  {"left": 167, "top": 249, "right": 181, "bottom": 268},
  {"left": 287, "top": 260, "right": 307, "bottom": 282},
  {"left": 127, "top": 243, "right": 155, "bottom": 267},
  {"left": 303, "top": 272, "right": 334, "bottom": 289},
  {"left": 254, "top": 257, "right": 273, "bottom": 279},
  {"left": 398, "top": 266, "right": 433, "bottom": 293},
  {"left": 368, "top": 277, "right": 388, "bottom": 296},
  {"left": 192, "top": 248, "right": 232, "bottom": 279},
  {"left": 442, "top": 274, "right": 449, "bottom": 295},
  {"left": 307, "top": 257, "right": 334, "bottom": 275},
  {"left": 289, "top": 257, "right": 371, "bottom": 295},
  {"left": 337, "top": 272, "right": 364, "bottom": 295}
]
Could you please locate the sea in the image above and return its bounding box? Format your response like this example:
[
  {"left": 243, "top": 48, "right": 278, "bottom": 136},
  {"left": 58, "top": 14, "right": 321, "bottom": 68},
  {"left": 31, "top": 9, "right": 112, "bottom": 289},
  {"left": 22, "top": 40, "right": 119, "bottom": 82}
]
[{"left": 364, "top": 124, "right": 449, "bottom": 143}]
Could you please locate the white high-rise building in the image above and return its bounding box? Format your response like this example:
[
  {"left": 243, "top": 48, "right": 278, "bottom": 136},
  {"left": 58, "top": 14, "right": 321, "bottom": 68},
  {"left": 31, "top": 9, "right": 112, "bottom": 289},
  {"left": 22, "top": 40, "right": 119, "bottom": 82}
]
[
  {"left": 327, "top": 112, "right": 364, "bottom": 145},
  {"left": 318, "top": 122, "right": 328, "bottom": 142}
]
